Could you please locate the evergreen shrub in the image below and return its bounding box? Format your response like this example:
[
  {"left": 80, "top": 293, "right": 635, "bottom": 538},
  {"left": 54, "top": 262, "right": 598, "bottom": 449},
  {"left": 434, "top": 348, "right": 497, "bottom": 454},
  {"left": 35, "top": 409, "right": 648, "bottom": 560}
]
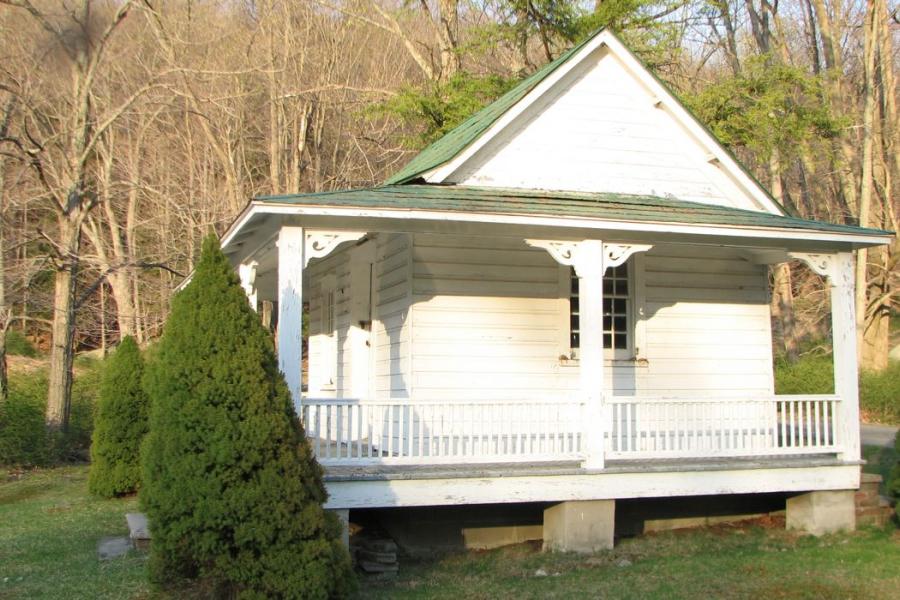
[
  {"left": 140, "top": 234, "right": 354, "bottom": 598},
  {"left": 89, "top": 337, "right": 148, "bottom": 497}
]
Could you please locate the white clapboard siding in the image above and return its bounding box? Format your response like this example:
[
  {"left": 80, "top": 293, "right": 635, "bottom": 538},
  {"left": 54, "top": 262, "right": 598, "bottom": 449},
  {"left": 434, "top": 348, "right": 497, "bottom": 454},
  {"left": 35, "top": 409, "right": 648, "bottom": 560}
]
[
  {"left": 640, "top": 245, "right": 773, "bottom": 396},
  {"left": 449, "top": 48, "right": 758, "bottom": 210},
  {"left": 411, "top": 234, "right": 572, "bottom": 400},
  {"left": 306, "top": 234, "right": 774, "bottom": 404},
  {"left": 373, "top": 233, "right": 412, "bottom": 399},
  {"left": 307, "top": 248, "right": 352, "bottom": 397}
]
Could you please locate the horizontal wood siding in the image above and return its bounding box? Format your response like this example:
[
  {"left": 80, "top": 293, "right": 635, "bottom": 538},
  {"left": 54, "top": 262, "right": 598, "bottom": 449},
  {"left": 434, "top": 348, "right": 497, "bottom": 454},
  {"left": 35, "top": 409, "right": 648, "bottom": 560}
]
[
  {"left": 412, "top": 234, "right": 558, "bottom": 400},
  {"left": 409, "top": 236, "right": 773, "bottom": 401},
  {"left": 452, "top": 49, "right": 756, "bottom": 210},
  {"left": 305, "top": 235, "right": 773, "bottom": 403},
  {"left": 410, "top": 234, "right": 628, "bottom": 400},
  {"left": 640, "top": 245, "right": 773, "bottom": 396},
  {"left": 307, "top": 246, "right": 353, "bottom": 397},
  {"left": 374, "top": 233, "right": 412, "bottom": 399}
]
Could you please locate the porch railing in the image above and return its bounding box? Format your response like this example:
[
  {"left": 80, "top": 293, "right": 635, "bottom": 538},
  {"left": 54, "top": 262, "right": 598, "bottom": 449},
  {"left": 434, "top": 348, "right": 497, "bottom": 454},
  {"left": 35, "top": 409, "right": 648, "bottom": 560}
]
[
  {"left": 604, "top": 395, "right": 840, "bottom": 459},
  {"left": 299, "top": 394, "right": 841, "bottom": 466},
  {"left": 300, "top": 398, "right": 585, "bottom": 464}
]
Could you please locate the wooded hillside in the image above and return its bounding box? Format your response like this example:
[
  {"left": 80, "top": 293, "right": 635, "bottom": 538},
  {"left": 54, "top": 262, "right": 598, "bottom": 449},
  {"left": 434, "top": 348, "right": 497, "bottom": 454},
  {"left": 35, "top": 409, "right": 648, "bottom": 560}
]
[{"left": 0, "top": 0, "right": 896, "bottom": 428}]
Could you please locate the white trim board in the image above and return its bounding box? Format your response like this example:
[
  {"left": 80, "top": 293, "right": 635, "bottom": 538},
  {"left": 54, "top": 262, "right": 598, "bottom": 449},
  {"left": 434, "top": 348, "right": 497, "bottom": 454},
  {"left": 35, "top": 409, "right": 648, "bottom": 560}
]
[{"left": 323, "top": 463, "right": 860, "bottom": 509}]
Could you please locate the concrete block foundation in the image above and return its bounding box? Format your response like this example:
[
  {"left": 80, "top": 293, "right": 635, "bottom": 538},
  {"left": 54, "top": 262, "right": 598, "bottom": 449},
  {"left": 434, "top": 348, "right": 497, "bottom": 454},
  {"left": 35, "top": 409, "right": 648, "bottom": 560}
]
[
  {"left": 786, "top": 490, "right": 856, "bottom": 536},
  {"left": 543, "top": 500, "right": 615, "bottom": 553}
]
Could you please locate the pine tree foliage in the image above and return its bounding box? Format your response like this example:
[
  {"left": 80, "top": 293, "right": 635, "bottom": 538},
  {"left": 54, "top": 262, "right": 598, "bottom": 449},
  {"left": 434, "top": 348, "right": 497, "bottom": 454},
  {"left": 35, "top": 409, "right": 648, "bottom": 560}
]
[
  {"left": 88, "top": 336, "right": 148, "bottom": 497},
  {"left": 140, "top": 234, "right": 354, "bottom": 599}
]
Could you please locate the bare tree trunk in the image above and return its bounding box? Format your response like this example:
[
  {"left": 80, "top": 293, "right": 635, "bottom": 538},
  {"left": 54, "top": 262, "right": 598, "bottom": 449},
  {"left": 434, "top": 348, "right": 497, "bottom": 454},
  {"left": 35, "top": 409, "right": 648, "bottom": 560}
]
[
  {"left": 803, "top": 0, "right": 822, "bottom": 74},
  {"left": 766, "top": 148, "right": 800, "bottom": 360},
  {"left": 860, "top": 0, "right": 897, "bottom": 371},
  {"left": 856, "top": 0, "right": 877, "bottom": 367},
  {"left": 0, "top": 99, "right": 10, "bottom": 402},
  {"left": 712, "top": 0, "right": 741, "bottom": 74},
  {"left": 290, "top": 105, "right": 310, "bottom": 194},
  {"left": 810, "top": 0, "right": 859, "bottom": 218},
  {"left": 436, "top": 0, "right": 461, "bottom": 81},
  {"left": 46, "top": 218, "right": 80, "bottom": 430}
]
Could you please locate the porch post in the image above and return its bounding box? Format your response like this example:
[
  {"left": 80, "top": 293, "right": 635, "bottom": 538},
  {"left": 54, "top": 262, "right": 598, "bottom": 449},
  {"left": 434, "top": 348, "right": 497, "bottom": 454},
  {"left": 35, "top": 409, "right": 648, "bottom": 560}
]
[
  {"left": 829, "top": 252, "right": 860, "bottom": 462},
  {"left": 278, "top": 226, "right": 305, "bottom": 411},
  {"left": 574, "top": 241, "right": 606, "bottom": 469}
]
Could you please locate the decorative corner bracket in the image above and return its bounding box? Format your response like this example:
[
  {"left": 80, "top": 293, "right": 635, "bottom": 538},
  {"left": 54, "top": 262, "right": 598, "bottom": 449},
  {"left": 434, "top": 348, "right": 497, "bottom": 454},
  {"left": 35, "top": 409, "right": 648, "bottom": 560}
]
[
  {"left": 789, "top": 252, "right": 839, "bottom": 282},
  {"left": 525, "top": 240, "right": 581, "bottom": 267},
  {"left": 526, "top": 239, "right": 653, "bottom": 276},
  {"left": 304, "top": 230, "right": 367, "bottom": 267},
  {"left": 603, "top": 244, "right": 653, "bottom": 270}
]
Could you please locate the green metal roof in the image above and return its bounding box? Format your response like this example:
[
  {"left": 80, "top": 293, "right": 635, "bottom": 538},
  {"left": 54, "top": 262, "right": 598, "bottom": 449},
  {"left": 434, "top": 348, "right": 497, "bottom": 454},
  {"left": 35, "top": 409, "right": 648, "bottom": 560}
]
[
  {"left": 255, "top": 185, "right": 891, "bottom": 239},
  {"left": 383, "top": 32, "right": 598, "bottom": 185}
]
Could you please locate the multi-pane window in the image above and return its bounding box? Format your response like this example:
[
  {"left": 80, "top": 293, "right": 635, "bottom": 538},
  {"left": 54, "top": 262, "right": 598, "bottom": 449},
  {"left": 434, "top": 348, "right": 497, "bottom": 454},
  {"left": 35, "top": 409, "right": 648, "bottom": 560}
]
[{"left": 570, "top": 262, "right": 630, "bottom": 352}]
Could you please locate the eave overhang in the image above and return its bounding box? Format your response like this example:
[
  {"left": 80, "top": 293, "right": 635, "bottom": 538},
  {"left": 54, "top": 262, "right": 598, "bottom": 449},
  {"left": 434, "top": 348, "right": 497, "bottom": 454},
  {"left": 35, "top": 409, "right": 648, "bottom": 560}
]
[{"left": 220, "top": 190, "right": 893, "bottom": 264}]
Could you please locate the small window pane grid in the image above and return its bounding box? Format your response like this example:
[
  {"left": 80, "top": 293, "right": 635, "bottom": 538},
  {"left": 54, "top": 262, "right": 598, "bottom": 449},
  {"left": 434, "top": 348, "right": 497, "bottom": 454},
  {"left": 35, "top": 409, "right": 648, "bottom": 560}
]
[{"left": 570, "top": 263, "right": 629, "bottom": 352}]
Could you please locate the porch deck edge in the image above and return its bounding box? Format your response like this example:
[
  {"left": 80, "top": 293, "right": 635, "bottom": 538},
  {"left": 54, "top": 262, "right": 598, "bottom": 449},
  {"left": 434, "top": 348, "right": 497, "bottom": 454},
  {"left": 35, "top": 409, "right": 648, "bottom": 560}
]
[{"left": 322, "top": 455, "right": 859, "bottom": 482}]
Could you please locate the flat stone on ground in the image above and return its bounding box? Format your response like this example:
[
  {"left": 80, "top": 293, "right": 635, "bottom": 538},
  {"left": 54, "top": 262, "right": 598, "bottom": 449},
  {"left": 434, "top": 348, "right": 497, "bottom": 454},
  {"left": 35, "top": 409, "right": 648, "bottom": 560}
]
[
  {"left": 97, "top": 536, "right": 132, "bottom": 560},
  {"left": 126, "top": 513, "right": 151, "bottom": 540}
]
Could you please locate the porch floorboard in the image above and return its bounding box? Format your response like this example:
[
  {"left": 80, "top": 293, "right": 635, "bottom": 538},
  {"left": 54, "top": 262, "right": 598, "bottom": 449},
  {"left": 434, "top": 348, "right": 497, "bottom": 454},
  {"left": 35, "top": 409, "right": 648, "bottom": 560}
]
[{"left": 322, "top": 455, "right": 854, "bottom": 482}]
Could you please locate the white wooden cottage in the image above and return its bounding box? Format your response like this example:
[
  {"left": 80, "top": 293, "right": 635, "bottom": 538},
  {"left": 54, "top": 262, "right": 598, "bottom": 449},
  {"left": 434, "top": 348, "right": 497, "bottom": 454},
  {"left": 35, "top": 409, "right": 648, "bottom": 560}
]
[{"left": 222, "top": 30, "right": 892, "bottom": 549}]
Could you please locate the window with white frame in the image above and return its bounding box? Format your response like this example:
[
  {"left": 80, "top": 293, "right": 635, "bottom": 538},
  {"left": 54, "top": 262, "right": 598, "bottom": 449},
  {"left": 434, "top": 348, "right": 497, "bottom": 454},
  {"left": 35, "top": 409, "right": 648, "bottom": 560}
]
[{"left": 569, "top": 261, "right": 632, "bottom": 356}]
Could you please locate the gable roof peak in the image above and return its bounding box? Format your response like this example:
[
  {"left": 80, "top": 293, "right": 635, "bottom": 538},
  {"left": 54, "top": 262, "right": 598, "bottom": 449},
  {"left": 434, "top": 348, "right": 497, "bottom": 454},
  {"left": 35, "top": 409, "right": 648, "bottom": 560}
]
[{"left": 385, "top": 29, "right": 786, "bottom": 216}]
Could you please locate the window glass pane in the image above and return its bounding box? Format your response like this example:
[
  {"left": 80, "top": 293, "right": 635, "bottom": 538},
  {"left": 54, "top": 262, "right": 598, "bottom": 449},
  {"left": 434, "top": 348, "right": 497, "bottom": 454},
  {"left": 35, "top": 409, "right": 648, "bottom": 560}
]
[{"left": 570, "top": 262, "right": 630, "bottom": 353}]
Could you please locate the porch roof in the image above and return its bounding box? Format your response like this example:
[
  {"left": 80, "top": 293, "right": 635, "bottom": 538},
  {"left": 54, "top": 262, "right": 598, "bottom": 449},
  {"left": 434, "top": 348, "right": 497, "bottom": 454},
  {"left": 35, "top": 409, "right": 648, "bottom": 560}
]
[{"left": 254, "top": 184, "right": 891, "bottom": 241}]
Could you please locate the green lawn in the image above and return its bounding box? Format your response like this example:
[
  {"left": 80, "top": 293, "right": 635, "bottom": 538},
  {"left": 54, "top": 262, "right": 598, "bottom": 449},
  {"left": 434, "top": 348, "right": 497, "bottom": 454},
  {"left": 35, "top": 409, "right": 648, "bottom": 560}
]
[
  {"left": 1, "top": 465, "right": 897, "bottom": 599},
  {"left": 0, "top": 467, "right": 148, "bottom": 599}
]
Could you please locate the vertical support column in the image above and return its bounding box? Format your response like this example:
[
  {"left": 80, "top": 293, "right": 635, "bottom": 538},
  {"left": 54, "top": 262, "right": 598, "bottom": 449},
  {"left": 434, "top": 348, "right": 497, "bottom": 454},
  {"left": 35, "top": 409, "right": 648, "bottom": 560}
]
[
  {"left": 829, "top": 252, "right": 860, "bottom": 462},
  {"left": 573, "top": 241, "right": 606, "bottom": 470},
  {"left": 278, "top": 226, "right": 305, "bottom": 412}
]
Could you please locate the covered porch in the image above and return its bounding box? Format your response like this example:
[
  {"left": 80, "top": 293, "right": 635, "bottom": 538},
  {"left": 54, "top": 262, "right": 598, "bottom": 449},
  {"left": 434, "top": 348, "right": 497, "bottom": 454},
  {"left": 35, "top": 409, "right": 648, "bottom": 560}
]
[{"left": 220, "top": 186, "right": 886, "bottom": 485}]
